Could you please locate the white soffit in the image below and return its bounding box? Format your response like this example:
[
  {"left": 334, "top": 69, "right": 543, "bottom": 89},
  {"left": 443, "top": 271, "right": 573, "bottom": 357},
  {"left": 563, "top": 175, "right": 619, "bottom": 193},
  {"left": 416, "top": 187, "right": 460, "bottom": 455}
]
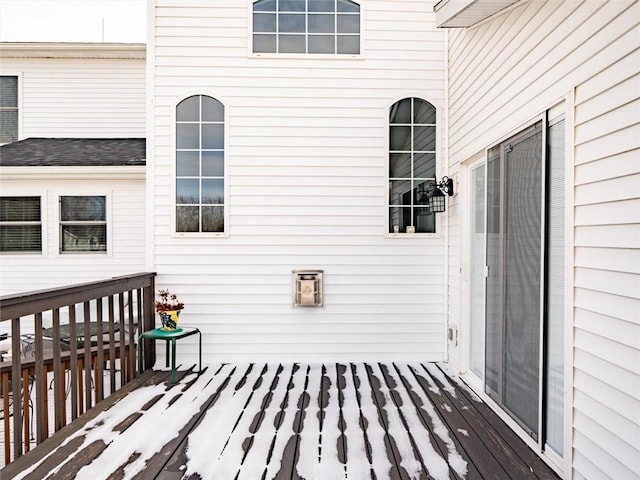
[
  {"left": 0, "top": 42, "right": 145, "bottom": 59},
  {"left": 434, "top": 0, "right": 522, "bottom": 28}
]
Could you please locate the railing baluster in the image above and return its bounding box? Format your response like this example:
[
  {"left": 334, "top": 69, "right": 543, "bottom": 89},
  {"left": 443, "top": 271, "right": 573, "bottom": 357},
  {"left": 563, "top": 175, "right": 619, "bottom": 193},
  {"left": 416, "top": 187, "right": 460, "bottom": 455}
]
[
  {"left": 118, "top": 293, "right": 126, "bottom": 387},
  {"left": 41, "top": 370, "right": 48, "bottom": 444},
  {"left": 77, "top": 357, "right": 84, "bottom": 416},
  {"left": 21, "top": 370, "right": 29, "bottom": 453},
  {"left": 127, "top": 291, "right": 136, "bottom": 384},
  {"left": 51, "top": 308, "right": 64, "bottom": 431},
  {"left": 11, "top": 318, "right": 22, "bottom": 459},
  {"left": 134, "top": 288, "right": 143, "bottom": 379},
  {"left": 68, "top": 306, "right": 78, "bottom": 421},
  {"left": 95, "top": 299, "right": 104, "bottom": 403},
  {"left": 2, "top": 372, "right": 11, "bottom": 465},
  {"left": 83, "top": 301, "right": 92, "bottom": 411},
  {"left": 108, "top": 296, "right": 116, "bottom": 395},
  {"left": 34, "top": 313, "right": 46, "bottom": 443}
]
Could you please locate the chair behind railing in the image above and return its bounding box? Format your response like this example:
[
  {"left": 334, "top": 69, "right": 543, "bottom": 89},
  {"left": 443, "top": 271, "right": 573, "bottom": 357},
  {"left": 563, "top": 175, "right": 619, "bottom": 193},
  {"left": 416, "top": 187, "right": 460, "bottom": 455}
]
[{"left": 0, "top": 272, "right": 156, "bottom": 466}]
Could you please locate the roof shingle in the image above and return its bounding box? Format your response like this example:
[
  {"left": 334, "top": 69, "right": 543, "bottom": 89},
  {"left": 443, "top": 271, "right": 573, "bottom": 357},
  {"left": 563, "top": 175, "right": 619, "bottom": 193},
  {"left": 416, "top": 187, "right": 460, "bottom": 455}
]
[{"left": 0, "top": 138, "right": 146, "bottom": 167}]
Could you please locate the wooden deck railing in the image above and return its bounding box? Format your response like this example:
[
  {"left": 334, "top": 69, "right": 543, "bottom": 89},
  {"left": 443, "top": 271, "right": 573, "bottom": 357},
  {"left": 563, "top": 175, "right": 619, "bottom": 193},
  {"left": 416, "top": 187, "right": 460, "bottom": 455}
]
[{"left": 0, "top": 272, "right": 156, "bottom": 466}]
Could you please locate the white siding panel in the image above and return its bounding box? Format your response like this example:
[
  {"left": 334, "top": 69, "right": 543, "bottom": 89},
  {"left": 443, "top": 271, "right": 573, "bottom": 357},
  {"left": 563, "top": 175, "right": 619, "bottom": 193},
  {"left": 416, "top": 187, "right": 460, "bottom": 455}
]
[
  {"left": 1, "top": 57, "right": 145, "bottom": 139},
  {"left": 151, "top": 1, "right": 447, "bottom": 363},
  {"left": 574, "top": 150, "right": 637, "bottom": 185},
  {"left": 575, "top": 390, "right": 640, "bottom": 464},
  {"left": 574, "top": 199, "right": 640, "bottom": 226},
  {"left": 575, "top": 225, "right": 640, "bottom": 249},
  {"left": 573, "top": 429, "right": 638, "bottom": 480},
  {"left": 446, "top": 0, "right": 640, "bottom": 476},
  {"left": 574, "top": 289, "right": 639, "bottom": 325},
  {"left": 575, "top": 267, "right": 639, "bottom": 300},
  {"left": 574, "top": 246, "right": 640, "bottom": 274}
]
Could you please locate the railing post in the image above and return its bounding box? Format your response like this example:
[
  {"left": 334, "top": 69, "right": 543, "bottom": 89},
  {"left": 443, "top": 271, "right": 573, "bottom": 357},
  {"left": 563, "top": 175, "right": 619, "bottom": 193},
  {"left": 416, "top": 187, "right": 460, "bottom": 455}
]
[
  {"left": 141, "top": 277, "right": 156, "bottom": 372},
  {"left": 10, "top": 318, "right": 22, "bottom": 459}
]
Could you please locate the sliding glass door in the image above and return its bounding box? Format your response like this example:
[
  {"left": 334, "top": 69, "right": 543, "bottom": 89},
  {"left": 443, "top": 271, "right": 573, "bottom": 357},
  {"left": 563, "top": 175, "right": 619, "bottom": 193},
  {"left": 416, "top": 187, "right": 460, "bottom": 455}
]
[{"left": 468, "top": 114, "right": 565, "bottom": 454}]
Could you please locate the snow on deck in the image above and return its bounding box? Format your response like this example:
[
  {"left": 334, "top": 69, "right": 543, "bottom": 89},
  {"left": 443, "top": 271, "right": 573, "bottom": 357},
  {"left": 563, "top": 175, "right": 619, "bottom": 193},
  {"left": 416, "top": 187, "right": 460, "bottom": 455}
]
[{"left": 2, "top": 363, "right": 559, "bottom": 480}]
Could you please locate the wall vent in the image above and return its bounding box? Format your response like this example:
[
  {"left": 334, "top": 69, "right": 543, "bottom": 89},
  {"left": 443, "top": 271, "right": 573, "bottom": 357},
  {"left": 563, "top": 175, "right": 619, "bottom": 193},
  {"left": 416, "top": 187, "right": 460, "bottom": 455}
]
[{"left": 292, "top": 270, "right": 324, "bottom": 307}]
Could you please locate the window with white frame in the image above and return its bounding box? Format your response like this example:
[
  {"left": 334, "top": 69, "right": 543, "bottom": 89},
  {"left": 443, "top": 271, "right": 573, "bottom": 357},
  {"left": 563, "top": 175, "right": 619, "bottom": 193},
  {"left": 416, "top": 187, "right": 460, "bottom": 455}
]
[
  {"left": 0, "top": 196, "right": 42, "bottom": 253},
  {"left": 0, "top": 76, "right": 18, "bottom": 144},
  {"left": 388, "top": 97, "right": 437, "bottom": 234},
  {"left": 60, "top": 196, "right": 107, "bottom": 253},
  {"left": 253, "top": 0, "right": 360, "bottom": 54},
  {"left": 176, "top": 95, "right": 225, "bottom": 233}
]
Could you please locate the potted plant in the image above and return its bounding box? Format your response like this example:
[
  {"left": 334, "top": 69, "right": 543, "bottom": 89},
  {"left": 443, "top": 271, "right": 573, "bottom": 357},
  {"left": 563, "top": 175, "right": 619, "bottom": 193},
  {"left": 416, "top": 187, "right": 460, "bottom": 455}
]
[{"left": 155, "top": 289, "right": 184, "bottom": 331}]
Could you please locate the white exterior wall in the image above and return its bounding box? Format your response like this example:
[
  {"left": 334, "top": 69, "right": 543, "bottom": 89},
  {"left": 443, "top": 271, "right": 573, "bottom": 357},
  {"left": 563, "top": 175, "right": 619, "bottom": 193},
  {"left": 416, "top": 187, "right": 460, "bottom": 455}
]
[
  {"left": 0, "top": 169, "right": 146, "bottom": 295},
  {"left": 445, "top": 1, "right": 640, "bottom": 479},
  {"left": 149, "top": 1, "right": 448, "bottom": 363},
  {"left": 1, "top": 52, "right": 145, "bottom": 139}
]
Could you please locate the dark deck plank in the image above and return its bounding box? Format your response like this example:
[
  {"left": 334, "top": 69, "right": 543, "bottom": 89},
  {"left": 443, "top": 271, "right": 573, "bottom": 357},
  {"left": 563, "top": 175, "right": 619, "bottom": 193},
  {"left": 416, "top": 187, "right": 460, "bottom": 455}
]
[
  {"left": 409, "top": 364, "right": 515, "bottom": 479},
  {"left": 2, "top": 368, "right": 172, "bottom": 480},
  {"left": 432, "top": 364, "right": 560, "bottom": 480},
  {"left": 2, "top": 363, "right": 560, "bottom": 480},
  {"left": 391, "top": 363, "right": 479, "bottom": 480}
]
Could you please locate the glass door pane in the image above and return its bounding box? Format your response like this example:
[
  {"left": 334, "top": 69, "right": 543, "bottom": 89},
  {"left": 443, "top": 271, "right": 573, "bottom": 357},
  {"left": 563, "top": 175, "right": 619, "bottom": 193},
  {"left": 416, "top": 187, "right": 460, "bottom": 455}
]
[
  {"left": 503, "top": 125, "right": 542, "bottom": 437},
  {"left": 469, "top": 163, "right": 486, "bottom": 378},
  {"left": 545, "top": 116, "right": 565, "bottom": 455},
  {"left": 485, "top": 122, "right": 543, "bottom": 439},
  {"left": 485, "top": 146, "right": 502, "bottom": 398}
]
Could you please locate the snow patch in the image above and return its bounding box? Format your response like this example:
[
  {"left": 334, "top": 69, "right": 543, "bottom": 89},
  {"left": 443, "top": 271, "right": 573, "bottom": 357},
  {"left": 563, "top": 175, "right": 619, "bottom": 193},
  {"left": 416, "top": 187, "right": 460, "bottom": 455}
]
[{"left": 424, "top": 364, "right": 457, "bottom": 398}]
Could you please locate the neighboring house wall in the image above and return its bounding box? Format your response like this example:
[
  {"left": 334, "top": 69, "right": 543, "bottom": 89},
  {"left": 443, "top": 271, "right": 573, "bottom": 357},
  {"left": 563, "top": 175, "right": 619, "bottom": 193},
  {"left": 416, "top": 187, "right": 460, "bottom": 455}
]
[
  {"left": 0, "top": 44, "right": 148, "bottom": 296},
  {"left": 0, "top": 44, "right": 145, "bottom": 139},
  {"left": 445, "top": 1, "right": 639, "bottom": 479},
  {"left": 0, "top": 168, "right": 146, "bottom": 295},
  {"left": 149, "top": 1, "right": 448, "bottom": 362}
]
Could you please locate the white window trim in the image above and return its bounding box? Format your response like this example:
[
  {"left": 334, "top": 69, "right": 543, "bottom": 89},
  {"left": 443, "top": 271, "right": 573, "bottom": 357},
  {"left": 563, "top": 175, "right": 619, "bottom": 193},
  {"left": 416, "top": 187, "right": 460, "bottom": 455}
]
[
  {"left": 55, "top": 193, "right": 112, "bottom": 256},
  {"left": 0, "top": 192, "right": 46, "bottom": 256},
  {"left": 171, "top": 93, "right": 230, "bottom": 238},
  {"left": 385, "top": 96, "right": 444, "bottom": 238},
  {"left": 0, "top": 72, "right": 22, "bottom": 145},
  {"left": 248, "top": 0, "right": 365, "bottom": 59}
]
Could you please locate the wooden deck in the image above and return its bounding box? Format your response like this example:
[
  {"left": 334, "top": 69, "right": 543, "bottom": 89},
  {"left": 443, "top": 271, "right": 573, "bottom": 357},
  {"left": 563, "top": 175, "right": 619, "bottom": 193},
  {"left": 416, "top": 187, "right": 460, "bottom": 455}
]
[{"left": 1, "top": 363, "right": 559, "bottom": 480}]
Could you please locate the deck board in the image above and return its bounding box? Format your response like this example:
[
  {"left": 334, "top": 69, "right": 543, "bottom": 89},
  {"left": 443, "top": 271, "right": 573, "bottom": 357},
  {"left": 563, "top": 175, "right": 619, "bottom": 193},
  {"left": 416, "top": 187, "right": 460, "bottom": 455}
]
[{"left": 1, "top": 363, "right": 560, "bottom": 480}]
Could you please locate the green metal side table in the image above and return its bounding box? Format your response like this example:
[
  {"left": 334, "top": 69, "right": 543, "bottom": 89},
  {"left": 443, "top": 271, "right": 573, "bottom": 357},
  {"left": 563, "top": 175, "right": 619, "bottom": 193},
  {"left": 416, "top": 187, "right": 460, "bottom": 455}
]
[{"left": 138, "top": 327, "right": 202, "bottom": 384}]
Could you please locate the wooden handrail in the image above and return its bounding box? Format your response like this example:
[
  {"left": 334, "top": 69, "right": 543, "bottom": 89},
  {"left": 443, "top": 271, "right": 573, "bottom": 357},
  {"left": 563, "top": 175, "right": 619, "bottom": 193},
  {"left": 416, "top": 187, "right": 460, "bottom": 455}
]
[{"left": 0, "top": 272, "right": 156, "bottom": 466}]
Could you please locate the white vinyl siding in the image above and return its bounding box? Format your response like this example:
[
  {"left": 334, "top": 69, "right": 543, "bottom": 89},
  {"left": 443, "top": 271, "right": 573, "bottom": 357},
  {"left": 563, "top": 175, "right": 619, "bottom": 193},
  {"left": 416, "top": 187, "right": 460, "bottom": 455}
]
[
  {"left": 150, "top": 0, "right": 446, "bottom": 363},
  {"left": 0, "top": 172, "right": 146, "bottom": 295},
  {"left": 446, "top": 0, "right": 640, "bottom": 477},
  {"left": 0, "top": 56, "right": 145, "bottom": 139}
]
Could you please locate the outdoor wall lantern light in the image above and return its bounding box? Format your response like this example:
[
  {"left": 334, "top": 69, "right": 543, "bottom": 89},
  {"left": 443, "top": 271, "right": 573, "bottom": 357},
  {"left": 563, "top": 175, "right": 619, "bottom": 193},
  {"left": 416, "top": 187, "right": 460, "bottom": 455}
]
[{"left": 427, "top": 176, "right": 454, "bottom": 213}]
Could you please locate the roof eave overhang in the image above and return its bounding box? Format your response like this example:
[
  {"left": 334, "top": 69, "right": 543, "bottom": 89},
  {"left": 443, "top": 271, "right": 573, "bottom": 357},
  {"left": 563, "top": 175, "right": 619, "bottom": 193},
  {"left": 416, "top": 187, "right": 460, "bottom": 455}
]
[
  {"left": 0, "top": 165, "right": 146, "bottom": 180},
  {"left": 434, "top": 0, "right": 522, "bottom": 28},
  {"left": 0, "top": 42, "right": 146, "bottom": 59}
]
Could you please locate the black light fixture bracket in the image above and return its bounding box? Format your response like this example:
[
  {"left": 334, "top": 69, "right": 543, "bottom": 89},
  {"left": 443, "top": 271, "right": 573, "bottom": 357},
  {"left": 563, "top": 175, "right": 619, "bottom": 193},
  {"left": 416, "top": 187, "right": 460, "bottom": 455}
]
[{"left": 435, "top": 176, "right": 454, "bottom": 197}]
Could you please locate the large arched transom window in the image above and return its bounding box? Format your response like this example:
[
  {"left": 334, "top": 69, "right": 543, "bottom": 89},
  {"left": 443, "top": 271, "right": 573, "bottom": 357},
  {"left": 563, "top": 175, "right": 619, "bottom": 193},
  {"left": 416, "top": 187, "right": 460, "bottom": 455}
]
[
  {"left": 388, "top": 97, "right": 437, "bottom": 234},
  {"left": 175, "top": 95, "right": 225, "bottom": 233},
  {"left": 253, "top": 0, "right": 360, "bottom": 54}
]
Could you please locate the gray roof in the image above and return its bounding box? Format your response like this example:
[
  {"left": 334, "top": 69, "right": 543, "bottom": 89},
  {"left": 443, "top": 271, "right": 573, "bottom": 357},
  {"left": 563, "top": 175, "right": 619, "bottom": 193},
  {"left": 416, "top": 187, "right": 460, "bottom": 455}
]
[{"left": 0, "top": 138, "right": 146, "bottom": 167}]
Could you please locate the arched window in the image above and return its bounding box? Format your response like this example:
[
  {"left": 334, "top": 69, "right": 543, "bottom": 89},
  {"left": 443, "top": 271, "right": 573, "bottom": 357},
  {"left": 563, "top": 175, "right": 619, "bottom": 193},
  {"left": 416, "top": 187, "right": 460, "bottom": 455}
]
[
  {"left": 175, "top": 95, "right": 225, "bottom": 233},
  {"left": 388, "top": 97, "right": 437, "bottom": 234},
  {"left": 253, "top": 0, "right": 360, "bottom": 54}
]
